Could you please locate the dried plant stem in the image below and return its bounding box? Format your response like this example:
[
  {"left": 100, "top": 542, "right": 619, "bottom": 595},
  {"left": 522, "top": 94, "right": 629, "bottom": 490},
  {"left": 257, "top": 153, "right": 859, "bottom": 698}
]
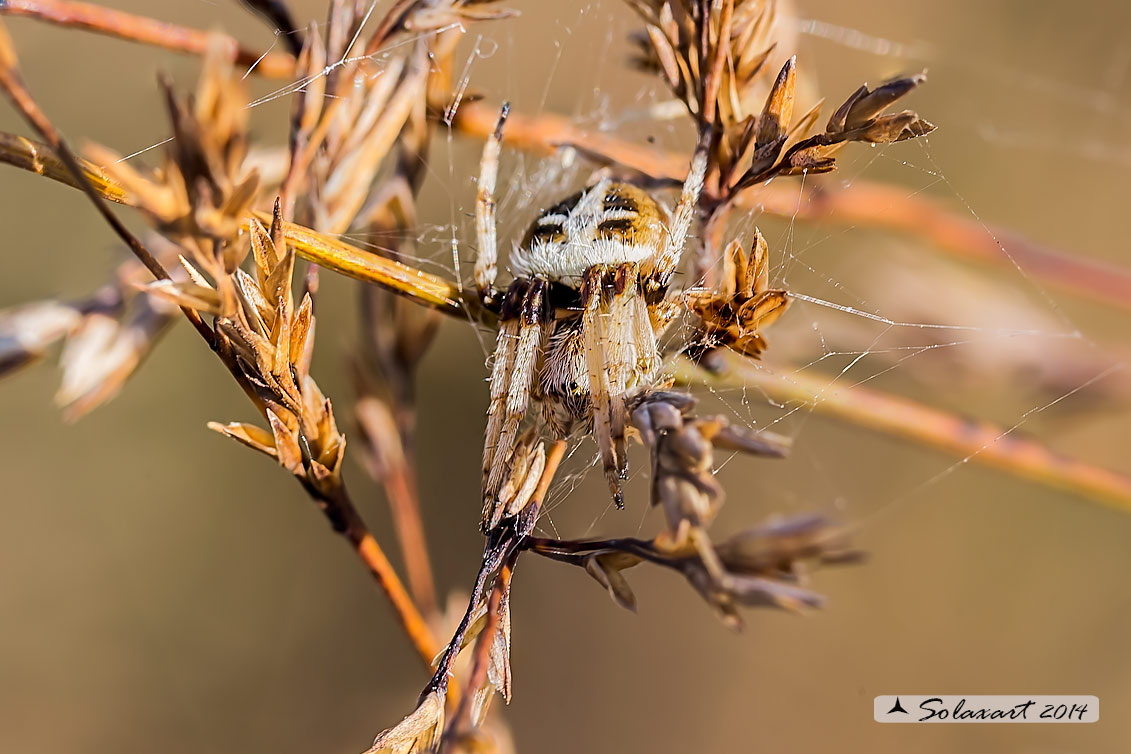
[
  {"left": 682, "top": 352, "right": 1131, "bottom": 514},
  {"left": 0, "top": 30, "right": 216, "bottom": 342},
  {"left": 424, "top": 439, "right": 566, "bottom": 702},
  {"left": 0, "top": 132, "right": 467, "bottom": 311},
  {"left": 533, "top": 439, "right": 569, "bottom": 506},
  {"left": 0, "top": 0, "right": 296, "bottom": 78},
  {"left": 315, "top": 481, "right": 440, "bottom": 663},
  {"left": 757, "top": 179, "right": 1131, "bottom": 313},
  {"left": 383, "top": 464, "right": 438, "bottom": 616},
  {"left": 255, "top": 212, "right": 467, "bottom": 315},
  {"left": 447, "top": 556, "right": 511, "bottom": 738},
  {"left": 373, "top": 412, "right": 441, "bottom": 623},
  {"left": 0, "top": 128, "right": 468, "bottom": 318},
  {"left": 350, "top": 82, "right": 449, "bottom": 621},
  {"left": 4, "top": 3, "right": 1125, "bottom": 311},
  {"left": 0, "top": 131, "right": 128, "bottom": 202},
  {"left": 2, "top": 134, "right": 1129, "bottom": 512},
  {"left": 0, "top": 36, "right": 441, "bottom": 677},
  {"left": 346, "top": 507, "right": 443, "bottom": 667},
  {"left": 307, "top": 482, "right": 447, "bottom": 690}
]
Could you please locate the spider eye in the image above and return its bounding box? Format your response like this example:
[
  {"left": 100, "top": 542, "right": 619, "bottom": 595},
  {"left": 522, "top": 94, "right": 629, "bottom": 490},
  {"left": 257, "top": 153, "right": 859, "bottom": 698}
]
[
  {"left": 595, "top": 217, "right": 636, "bottom": 240},
  {"left": 531, "top": 224, "right": 565, "bottom": 244},
  {"left": 602, "top": 191, "right": 639, "bottom": 213}
]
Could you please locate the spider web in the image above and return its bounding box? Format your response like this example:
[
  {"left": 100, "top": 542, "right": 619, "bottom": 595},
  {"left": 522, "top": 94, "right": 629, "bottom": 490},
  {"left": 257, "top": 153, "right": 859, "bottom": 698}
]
[
  {"left": 406, "top": 0, "right": 1130, "bottom": 540},
  {"left": 29, "top": 2, "right": 1122, "bottom": 752},
  {"left": 104, "top": 1, "right": 1130, "bottom": 543}
]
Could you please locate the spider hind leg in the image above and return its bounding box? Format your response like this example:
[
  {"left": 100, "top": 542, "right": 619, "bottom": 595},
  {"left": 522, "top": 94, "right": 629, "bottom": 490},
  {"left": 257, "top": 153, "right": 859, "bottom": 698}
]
[{"left": 482, "top": 278, "right": 549, "bottom": 528}]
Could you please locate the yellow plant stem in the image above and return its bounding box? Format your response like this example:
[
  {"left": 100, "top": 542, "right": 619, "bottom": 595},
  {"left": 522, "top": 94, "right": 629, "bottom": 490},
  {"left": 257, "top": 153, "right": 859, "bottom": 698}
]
[{"left": 3, "top": 131, "right": 1131, "bottom": 514}]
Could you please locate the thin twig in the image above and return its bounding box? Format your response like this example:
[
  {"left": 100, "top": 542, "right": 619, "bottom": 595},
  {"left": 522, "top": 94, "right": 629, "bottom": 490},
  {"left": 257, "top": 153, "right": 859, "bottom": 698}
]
[
  {"left": 5, "top": 3, "right": 1127, "bottom": 311},
  {"left": 332, "top": 484, "right": 443, "bottom": 668},
  {"left": 680, "top": 352, "right": 1131, "bottom": 514},
  {"left": 421, "top": 439, "right": 566, "bottom": 704},
  {"left": 0, "top": 0, "right": 296, "bottom": 77},
  {"left": 447, "top": 99, "right": 1131, "bottom": 313},
  {"left": 446, "top": 554, "right": 512, "bottom": 738},
  {"left": 0, "top": 23, "right": 216, "bottom": 341},
  {"left": 0, "top": 29, "right": 440, "bottom": 676}
]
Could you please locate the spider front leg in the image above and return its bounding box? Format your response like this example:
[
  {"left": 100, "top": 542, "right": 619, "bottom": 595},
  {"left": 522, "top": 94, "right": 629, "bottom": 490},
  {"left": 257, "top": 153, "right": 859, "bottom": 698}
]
[
  {"left": 473, "top": 102, "right": 510, "bottom": 309},
  {"left": 580, "top": 263, "right": 649, "bottom": 509},
  {"left": 581, "top": 266, "right": 622, "bottom": 507},
  {"left": 641, "top": 145, "right": 708, "bottom": 296}
]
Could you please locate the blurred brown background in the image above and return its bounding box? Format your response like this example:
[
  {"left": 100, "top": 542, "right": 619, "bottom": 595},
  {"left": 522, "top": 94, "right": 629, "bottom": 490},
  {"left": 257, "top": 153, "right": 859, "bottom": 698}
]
[{"left": 2, "top": 1, "right": 1131, "bottom": 752}]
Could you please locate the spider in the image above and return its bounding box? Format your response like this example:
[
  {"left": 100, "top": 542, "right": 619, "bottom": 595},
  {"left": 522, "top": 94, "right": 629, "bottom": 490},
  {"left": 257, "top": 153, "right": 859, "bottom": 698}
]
[{"left": 471, "top": 105, "right": 786, "bottom": 529}]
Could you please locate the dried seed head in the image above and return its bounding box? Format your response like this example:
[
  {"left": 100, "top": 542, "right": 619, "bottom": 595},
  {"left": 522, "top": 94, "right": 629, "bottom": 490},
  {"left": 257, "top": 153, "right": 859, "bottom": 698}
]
[
  {"left": 685, "top": 227, "right": 791, "bottom": 358},
  {"left": 189, "top": 210, "right": 346, "bottom": 494},
  {"left": 584, "top": 552, "right": 643, "bottom": 612},
  {"left": 627, "top": 0, "right": 794, "bottom": 132},
  {"left": 631, "top": 390, "right": 789, "bottom": 537},
  {"left": 469, "top": 580, "right": 514, "bottom": 726},
  {"left": 755, "top": 56, "right": 795, "bottom": 150},
  {"left": 365, "top": 690, "right": 445, "bottom": 754},
  {"left": 87, "top": 34, "right": 257, "bottom": 282},
  {"left": 55, "top": 301, "right": 173, "bottom": 421},
  {"left": 0, "top": 301, "right": 83, "bottom": 377},
  {"left": 714, "top": 515, "right": 862, "bottom": 576}
]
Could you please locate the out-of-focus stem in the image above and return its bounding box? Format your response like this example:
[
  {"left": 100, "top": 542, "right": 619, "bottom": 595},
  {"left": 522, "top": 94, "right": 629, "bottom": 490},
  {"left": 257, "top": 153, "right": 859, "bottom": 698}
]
[
  {"left": 680, "top": 353, "right": 1131, "bottom": 514},
  {"left": 0, "top": 0, "right": 296, "bottom": 77},
  {"left": 383, "top": 457, "right": 438, "bottom": 617},
  {"left": 5, "top": 3, "right": 1127, "bottom": 311},
  {"left": 335, "top": 485, "right": 442, "bottom": 668},
  {"left": 449, "top": 99, "right": 1131, "bottom": 314},
  {"left": 0, "top": 43, "right": 440, "bottom": 674}
]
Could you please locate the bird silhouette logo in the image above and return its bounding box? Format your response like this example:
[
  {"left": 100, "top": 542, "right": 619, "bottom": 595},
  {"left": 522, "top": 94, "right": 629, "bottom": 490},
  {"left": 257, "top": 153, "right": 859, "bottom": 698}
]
[{"left": 887, "top": 698, "right": 909, "bottom": 715}]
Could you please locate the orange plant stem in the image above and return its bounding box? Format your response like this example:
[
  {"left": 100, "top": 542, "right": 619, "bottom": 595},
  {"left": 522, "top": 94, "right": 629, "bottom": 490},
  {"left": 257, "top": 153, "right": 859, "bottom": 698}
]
[
  {"left": 383, "top": 463, "right": 438, "bottom": 618},
  {"left": 691, "top": 354, "right": 1131, "bottom": 514},
  {"left": 5, "top": 2, "right": 1128, "bottom": 310},
  {"left": 0, "top": 0, "right": 296, "bottom": 78},
  {"left": 353, "top": 530, "right": 442, "bottom": 664},
  {"left": 450, "top": 99, "right": 1131, "bottom": 314}
]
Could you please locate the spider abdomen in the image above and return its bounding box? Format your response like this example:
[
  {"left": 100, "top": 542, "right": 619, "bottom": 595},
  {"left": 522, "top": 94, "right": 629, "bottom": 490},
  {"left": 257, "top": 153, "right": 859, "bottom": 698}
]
[{"left": 510, "top": 181, "right": 667, "bottom": 282}]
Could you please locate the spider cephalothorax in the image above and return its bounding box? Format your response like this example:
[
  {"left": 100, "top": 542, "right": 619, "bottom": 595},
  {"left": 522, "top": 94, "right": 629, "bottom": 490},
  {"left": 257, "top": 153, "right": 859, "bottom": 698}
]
[{"left": 472, "top": 107, "right": 784, "bottom": 529}]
